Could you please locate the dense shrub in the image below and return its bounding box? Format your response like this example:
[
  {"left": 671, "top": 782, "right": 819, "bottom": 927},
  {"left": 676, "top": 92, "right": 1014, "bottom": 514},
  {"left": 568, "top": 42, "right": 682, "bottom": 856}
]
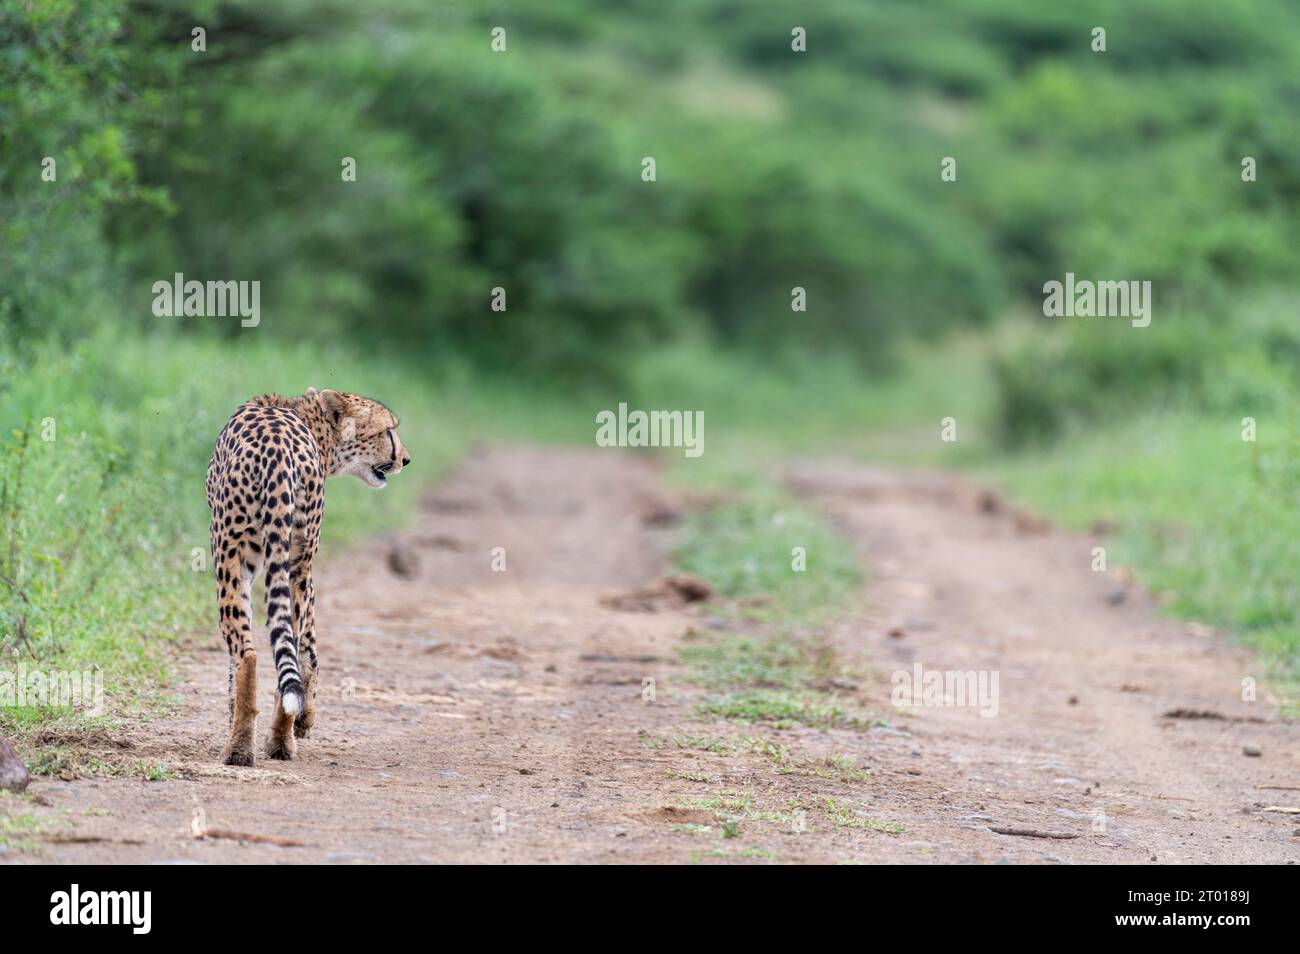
[
  {"left": 992, "top": 305, "right": 1300, "bottom": 447},
  {"left": 5, "top": 0, "right": 1300, "bottom": 387}
]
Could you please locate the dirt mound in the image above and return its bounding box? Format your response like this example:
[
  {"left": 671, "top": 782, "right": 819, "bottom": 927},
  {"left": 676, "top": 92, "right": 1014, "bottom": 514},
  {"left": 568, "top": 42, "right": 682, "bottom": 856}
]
[{"left": 600, "top": 574, "right": 714, "bottom": 612}]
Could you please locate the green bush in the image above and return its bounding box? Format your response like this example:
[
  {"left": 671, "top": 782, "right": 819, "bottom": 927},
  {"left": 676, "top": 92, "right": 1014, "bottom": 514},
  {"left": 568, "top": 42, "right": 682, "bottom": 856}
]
[
  {"left": 991, "top": 296, "right": 1300, "bottom": 447},
  {"left": 11, "top": 0, "right": 1300, "bottom": 382},
  {"left": 0, "top": 0, "right": 175, "bottom": 330}
]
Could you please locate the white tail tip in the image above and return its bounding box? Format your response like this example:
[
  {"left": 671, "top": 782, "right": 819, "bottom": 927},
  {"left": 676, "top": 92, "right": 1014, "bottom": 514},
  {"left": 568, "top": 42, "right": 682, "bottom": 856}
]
[{"left": 282, "top": 690, "right": 302, "bottom": 717}]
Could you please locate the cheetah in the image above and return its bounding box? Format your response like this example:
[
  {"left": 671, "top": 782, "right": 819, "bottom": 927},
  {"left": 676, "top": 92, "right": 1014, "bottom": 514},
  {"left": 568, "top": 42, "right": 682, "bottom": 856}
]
[{"left": 205, "top": 388, "right": 410, "bottom": 765}]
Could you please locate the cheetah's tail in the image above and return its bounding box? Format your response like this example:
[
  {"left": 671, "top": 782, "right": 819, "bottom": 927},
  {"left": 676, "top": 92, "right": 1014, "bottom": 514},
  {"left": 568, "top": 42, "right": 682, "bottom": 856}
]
[{"left": 265, "top": 522, "right": 306, "bottom": 719}]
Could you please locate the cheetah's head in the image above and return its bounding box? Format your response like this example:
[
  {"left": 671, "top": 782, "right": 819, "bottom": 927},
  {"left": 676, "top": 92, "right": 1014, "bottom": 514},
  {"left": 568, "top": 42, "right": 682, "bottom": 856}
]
[{"left": 309, "top": 388, "right": 410, "bottom": 489}]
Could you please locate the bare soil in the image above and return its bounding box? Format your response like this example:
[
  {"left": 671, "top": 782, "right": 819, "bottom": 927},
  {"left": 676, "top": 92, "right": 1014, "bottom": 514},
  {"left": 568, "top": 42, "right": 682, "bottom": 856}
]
[{"left": 5, "top": 446, "right": 1297, "bottom": 864}]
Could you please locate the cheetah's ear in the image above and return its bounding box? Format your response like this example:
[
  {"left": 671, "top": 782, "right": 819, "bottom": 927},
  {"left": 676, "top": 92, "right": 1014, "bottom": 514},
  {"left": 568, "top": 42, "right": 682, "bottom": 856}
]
[
  {"left": 318, "top": 388, "right": 346, "bottom": 425},
  {"left": 306, "top": 387, "right": 319, "bottom": 397}
]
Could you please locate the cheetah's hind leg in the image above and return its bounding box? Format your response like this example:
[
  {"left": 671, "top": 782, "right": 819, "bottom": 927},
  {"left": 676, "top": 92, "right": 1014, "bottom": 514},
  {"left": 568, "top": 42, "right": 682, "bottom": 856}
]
[
  {"left": 294, "top": 663, "right": 317, "bottom": 739},
  {"left": 265, "top": 691, "right": 297, "bottom": 760},
  {"left": 221, "top": 650, "right": 258, "bottom": 766}
]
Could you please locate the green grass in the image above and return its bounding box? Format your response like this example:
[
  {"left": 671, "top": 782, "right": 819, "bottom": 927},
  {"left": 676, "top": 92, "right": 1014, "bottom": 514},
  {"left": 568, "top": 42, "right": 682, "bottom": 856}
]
[
  {"left": 821, "top": 797, "right": 904, "bottom": 834},
  {"left": 674, "top": 490, "right": 861, "bottom": 626},
  {"left": 691, "top": 845, "right": 779, "bottom": 863},
  {"left": 777, "top": 754, "right": 870, "bottom": 783},
  {"left": 679, "top": 633, "right": 826, "bottom": 691},
  {"left": 0, "top": 794, "right": 51, "bottom": 852},
  {"left": 658, "top": 476, "right": 886, "bottom": 852},
  {"left": 694, "top": 689, "right": 873, "bottom": 731},
  {"left": 664, "top": 769, "right": 713, "bottom": 783},
  {"left": 18, "top": 735, "right": 175, "bottom": 780},
  {"left": 670, "top": 474, "right": 876, "bottom": 732},
  {"left": 672, "top": 822, "right": 715, "bottom": 836},
  {"left": 638, "top": 332, "right": 998, "bottom": 468},
  {"left": 677, "top": 792, "right": 754, "bottom": 815},
  {"left": 671, "top": 735, "right": 735, "bottom": 753}
]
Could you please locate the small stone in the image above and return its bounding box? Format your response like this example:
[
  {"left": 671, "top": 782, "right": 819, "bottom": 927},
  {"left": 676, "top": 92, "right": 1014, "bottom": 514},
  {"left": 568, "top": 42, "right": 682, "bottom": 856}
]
[
  {"left": 386, "top": 543, "right": 419, "bottom": 580},
  {"left": 0, "top": 737, "right": 30, "bottom": 793},
  {"left": 1243, "top": 745, "right": 1263, "bottom": 757}
]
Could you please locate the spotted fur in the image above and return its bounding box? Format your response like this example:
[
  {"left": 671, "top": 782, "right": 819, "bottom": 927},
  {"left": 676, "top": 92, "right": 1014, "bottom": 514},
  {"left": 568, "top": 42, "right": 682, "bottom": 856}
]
[{"left": 205, "top": 388, "right": 409, "bottom": 765}]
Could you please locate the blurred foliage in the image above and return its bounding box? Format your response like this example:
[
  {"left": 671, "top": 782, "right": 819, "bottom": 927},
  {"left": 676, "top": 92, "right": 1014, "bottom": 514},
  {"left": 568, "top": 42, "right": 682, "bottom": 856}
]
[
  {"left": 0, "top": 0, "right": 175, "bottom": 326},
  {"left": 5, "top": 0, "right": 1300, "bottom": 447},
  {"left": 11, "top": 0, "right": 1297, "bottom": 387},
  {"left": 994, "top": 295, "right": 1300, "bottom": 447}
]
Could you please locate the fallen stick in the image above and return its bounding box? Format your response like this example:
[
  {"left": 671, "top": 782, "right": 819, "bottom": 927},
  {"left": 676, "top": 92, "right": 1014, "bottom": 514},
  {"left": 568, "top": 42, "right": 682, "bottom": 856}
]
[
  {"left": 199, "top": 827, "right": 305, "bottom": 847},
  {"left": 990, "top": 826, "right": 1081, "bottom": 840},
  {"left": 1161, "top": 708, "right": 1268, "bottom": 724},
  {"left": 1257, "top": 784, "right": 1300, "bottom": 792},
  {"left": 1261, "top": 806, "right": 1300, "bottom": 815}
]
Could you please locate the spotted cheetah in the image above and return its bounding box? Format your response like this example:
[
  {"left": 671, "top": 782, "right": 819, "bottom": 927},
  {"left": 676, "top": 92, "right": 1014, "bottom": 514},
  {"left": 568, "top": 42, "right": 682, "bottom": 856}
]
[{"left": 206, "top": 388, "right": 410, "bottom": 765}]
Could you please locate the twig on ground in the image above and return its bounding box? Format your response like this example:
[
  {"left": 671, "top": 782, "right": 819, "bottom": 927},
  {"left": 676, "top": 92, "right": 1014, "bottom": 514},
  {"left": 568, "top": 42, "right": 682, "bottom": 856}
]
[
  {"left": 989, "top": 826, "right": 1080, "bottom": 840},
  {"left": 199, "top": 827, "right": 306, "bottom": 847}
]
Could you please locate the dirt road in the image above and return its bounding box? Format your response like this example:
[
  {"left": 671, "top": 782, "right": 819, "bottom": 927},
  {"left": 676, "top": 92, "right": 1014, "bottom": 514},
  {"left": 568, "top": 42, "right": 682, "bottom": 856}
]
[{"left": 7, "top": 446, "right": 1298, "bottom": 863}]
